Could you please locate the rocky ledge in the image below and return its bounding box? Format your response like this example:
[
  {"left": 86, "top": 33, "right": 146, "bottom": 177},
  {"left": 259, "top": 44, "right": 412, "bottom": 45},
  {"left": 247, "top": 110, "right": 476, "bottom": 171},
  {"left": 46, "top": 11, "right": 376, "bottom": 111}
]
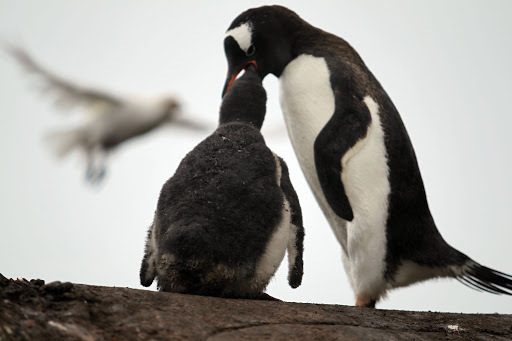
[{"left": 1, "top": 274, "right": 511, "bottom": 340}]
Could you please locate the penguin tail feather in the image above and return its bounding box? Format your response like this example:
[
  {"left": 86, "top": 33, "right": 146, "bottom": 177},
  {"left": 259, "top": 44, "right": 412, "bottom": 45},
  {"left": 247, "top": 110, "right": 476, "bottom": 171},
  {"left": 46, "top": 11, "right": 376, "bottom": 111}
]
[{"left": 457, "top": 261, "right": 512, "bottom": 295}]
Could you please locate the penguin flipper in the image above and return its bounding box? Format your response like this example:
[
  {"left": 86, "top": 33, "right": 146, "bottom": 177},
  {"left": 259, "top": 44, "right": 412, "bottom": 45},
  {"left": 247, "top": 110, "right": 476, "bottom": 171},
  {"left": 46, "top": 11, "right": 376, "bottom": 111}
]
[
  {"left": 140, "top": 224, "right": 157, "bottom": 287},
  {"left": 277, "top": 157, "right": 304, "bottom": 288},
  {"left": 313, "top": 92, "right": 371, "bottom": 222}
]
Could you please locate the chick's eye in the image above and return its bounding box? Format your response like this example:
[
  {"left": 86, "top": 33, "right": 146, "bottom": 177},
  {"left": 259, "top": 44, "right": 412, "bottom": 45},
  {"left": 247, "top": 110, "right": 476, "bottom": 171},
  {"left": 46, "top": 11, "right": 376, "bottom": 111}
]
[{"left": 246, "top": 45, "right": 255, "bottom": 56}]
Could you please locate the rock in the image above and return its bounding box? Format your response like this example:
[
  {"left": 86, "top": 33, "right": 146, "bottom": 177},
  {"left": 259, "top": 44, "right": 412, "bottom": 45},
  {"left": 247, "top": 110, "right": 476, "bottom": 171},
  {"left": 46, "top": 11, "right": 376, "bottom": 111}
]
[
  {"left": 43, "top": 281, "right": 73, "bottom": 294},
  {"left": 29, "top": 279, "right": 45, "bottom": 287},
  {"left": 0, "top": 274, "right": 511, "bottom": 340},
  {"left": 0, "top": 273, "right": 9, "bottom": 286}
]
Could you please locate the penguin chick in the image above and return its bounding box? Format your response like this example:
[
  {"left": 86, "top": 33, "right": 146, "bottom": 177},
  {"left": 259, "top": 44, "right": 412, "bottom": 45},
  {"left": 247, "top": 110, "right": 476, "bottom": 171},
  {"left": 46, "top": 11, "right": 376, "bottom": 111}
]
[
  {"left": 6, "top": 45, "right": 207, "bottom": 184},
  {"left": 140, "top": 65, "right": 304, "bottom": 299},
  {"left": 222, "top": 5, "right": 512, "bottom": 307}
]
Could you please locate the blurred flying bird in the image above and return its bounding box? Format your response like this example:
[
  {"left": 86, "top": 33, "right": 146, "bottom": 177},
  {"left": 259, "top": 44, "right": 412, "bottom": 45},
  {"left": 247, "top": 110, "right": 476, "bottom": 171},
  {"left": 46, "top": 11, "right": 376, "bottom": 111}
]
[{"left": 7, "top": 45, "right": 208, "bottom": 184}]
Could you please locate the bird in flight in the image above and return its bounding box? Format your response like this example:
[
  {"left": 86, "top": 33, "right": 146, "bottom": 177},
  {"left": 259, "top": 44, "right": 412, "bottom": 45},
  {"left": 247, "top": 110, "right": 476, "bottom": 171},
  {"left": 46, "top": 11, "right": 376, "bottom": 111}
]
[{"left": 7, "top": 45, "right": 208, "bottom": 184}]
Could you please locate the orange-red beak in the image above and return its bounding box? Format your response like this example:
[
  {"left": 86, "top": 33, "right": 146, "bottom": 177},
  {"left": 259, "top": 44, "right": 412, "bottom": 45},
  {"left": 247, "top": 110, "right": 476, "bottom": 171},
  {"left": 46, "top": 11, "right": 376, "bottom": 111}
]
[{"left": 222, "top": 61, "right": 257, "bottom": 97}]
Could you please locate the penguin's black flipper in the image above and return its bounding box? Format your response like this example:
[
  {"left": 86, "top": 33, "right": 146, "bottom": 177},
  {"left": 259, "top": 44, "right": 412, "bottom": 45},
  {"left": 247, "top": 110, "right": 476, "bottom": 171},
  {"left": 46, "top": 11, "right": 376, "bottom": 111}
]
[
  {"left": 458, "top": 262, "right": 512, "bottom": 295},
  {"left": 278, "top": 157, "right": 304, "bottom": 289},
  {"left": 313, "top": 90, "right": 371, "bottom": 222}
]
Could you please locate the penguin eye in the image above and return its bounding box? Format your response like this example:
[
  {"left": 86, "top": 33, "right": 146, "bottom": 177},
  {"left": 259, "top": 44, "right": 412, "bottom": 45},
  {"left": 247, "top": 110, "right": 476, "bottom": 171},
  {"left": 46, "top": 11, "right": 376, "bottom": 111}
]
[{"left": 246, "top": 45, "right": 255, "bottom": 56}]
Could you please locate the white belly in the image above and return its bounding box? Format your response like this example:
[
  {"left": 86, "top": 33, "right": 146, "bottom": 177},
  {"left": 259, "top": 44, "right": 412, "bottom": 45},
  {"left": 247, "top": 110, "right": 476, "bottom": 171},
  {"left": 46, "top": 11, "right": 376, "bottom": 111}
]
[
  {"left": 279, "top": 55, "right": 390, "bottom": 298},
  {"left": 279, "top": 54, "right": 347, "bottom": 245}
]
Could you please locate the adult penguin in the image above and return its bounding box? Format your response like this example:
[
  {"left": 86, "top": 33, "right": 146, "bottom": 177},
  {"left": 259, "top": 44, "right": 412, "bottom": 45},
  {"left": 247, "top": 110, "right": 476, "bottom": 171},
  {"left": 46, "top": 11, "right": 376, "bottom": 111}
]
[{"left": 222, "top": 5, "right": 512, "bottom": 307}]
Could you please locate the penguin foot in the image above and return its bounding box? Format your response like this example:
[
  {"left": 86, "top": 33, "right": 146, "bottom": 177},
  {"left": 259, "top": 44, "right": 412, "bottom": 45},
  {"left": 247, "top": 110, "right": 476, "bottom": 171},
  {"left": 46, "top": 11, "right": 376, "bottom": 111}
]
[
  {"left": 355, "top": 295, "right": 376, "bottom": 308},
  {"left": 85, "top": 164, "right": 107, "bottom": 185},
  {"left": 257, "top": 292, "right": 281, "bottom": 301}
]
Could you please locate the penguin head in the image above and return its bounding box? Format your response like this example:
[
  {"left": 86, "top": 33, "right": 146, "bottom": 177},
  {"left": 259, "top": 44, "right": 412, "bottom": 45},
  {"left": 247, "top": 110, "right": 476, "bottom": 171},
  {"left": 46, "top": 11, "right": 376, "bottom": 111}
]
[
  {"left": 219, "top": 63, "right": 267, "bottom": 130},
  {"left": 222, "top": 6, "right": 300, "bottom": 97},
  {"left": 159, "top": 97, "right": 180, "bottom": 120}
]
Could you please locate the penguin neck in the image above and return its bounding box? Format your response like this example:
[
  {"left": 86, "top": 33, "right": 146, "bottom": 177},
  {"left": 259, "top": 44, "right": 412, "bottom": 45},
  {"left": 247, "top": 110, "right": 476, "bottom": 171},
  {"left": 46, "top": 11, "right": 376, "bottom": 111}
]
[
  {"left": 280, "top": 14, "right": 366, "bottom": 71},
  {"left": 218, "top": 76, "right": 267, "bottom": 130},
  {"left": 272, "top": 16, "right": 315, "bottom": 77},
  {"left": 219, "top": 110, "right": 264, "bottom": 130}
]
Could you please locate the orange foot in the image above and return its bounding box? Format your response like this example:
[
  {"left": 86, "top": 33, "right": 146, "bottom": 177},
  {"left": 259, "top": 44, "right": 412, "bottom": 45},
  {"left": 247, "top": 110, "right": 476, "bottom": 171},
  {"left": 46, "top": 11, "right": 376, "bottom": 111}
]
[{"left": 355, "top": 295, "right": 376, "bottom": 308}]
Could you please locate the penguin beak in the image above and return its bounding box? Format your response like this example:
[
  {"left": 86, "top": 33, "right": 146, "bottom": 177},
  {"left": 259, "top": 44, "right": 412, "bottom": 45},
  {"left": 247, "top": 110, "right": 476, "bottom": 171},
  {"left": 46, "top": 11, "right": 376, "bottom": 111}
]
[{"left": 222, "top": 61, "right": 257, "bottom": 97}]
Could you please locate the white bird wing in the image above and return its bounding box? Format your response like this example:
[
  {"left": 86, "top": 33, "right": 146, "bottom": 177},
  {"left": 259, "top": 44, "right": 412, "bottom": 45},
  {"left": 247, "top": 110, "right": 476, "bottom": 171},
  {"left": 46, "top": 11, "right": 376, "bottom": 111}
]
[
  {"left": 171, "top": 115, "right": 211, "bottom": 131},
  {"left": 6, "top": 45, "right": 122, "bottom": 114}
]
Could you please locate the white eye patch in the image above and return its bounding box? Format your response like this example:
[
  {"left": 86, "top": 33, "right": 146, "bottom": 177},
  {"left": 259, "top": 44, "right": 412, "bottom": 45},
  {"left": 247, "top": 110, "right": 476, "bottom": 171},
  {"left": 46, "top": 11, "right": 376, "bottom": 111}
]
[{"left": 225, "top": 22, "right": 253, "bottom": 54}]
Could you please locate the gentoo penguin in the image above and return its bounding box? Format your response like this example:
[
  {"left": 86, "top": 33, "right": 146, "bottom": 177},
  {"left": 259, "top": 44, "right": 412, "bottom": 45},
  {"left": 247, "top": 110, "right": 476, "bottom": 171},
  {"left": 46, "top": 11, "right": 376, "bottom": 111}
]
[
  {"left": 222, "top": 5, "right": 512, "bottom": 307},
  {"left": 7, "top": 45, "right": 206, "bottom": 184},
  {"left": 140, "top": 64, "right": 304, "bottom": 298}
]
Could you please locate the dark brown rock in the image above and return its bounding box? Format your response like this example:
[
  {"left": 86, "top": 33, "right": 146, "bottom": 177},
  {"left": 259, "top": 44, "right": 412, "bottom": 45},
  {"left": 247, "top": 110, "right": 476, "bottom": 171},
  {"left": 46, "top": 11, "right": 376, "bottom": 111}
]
[{"left": 0, "top": 275, "right": 511, "bottom": 340}]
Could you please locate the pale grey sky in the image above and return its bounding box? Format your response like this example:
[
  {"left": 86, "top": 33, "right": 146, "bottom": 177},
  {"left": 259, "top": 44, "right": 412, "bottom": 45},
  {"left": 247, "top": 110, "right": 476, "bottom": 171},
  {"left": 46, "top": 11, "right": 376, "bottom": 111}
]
[{"left": 1, "top": 0, "right": 511, "bottom": 313}]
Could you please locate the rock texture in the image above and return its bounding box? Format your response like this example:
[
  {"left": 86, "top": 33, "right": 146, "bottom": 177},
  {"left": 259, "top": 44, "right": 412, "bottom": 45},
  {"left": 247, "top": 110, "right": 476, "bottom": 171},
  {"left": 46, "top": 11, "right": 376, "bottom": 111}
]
[{"left": 1, "top": 273, "right": 511, "bottom": 340}]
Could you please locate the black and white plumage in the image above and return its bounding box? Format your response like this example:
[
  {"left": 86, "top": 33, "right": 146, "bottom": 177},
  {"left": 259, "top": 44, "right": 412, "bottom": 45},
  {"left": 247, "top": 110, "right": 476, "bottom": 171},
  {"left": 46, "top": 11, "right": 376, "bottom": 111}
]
[
  {"left": 140, "top": 65, "right": 304, "bottom": 299},
  {"left": 7, "top": 45, "right": 206, "bottom": 183},
  {"left": 222, "top": 6, "right": 512, "bottom": 307}
]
